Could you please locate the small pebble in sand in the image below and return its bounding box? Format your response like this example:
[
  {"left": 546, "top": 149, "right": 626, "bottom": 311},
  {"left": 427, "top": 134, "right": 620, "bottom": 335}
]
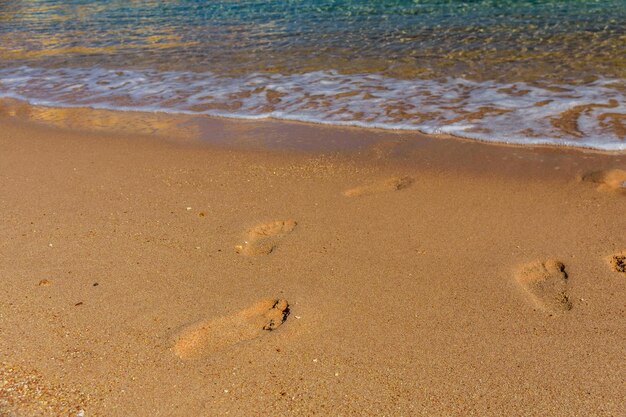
[
  {"left": 38, "top": 279, "right": 51, "bottom": 286},
  {"left": 186, "top": 207, "right": 192, "bottom": 210}
]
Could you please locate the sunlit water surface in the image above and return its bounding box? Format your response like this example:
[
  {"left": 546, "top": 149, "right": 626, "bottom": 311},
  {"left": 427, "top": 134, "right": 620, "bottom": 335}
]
[{"left": 1, "top": 0, "right": 625, "bottom": 149}]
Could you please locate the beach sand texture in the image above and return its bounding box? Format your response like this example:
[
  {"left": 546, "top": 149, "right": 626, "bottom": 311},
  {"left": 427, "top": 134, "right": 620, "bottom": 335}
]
[{"left": 1, "top": 116, "right": 625, "bottom": 416}]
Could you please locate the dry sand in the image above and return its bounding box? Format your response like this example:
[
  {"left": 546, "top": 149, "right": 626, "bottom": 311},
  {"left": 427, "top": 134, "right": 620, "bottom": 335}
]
[{"left": 1, "top": 112, "right": 625, "bottom": 416}]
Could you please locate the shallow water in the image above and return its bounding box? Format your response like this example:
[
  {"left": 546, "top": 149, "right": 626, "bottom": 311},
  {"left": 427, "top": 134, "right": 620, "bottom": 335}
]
[{"left": 1, "top": 0, "right": 625, "bottom": 149}]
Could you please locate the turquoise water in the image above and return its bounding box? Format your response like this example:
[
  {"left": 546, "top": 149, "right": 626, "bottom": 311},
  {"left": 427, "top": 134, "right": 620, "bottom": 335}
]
[{"left": 1, "top": 1, "right": 625, "bottom": 149}]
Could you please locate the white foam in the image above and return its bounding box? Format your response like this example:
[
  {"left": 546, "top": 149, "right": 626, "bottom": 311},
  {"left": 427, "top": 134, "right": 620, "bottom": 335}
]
[{"left": 0, "top": 66, "right": 624, "bottom": 151}]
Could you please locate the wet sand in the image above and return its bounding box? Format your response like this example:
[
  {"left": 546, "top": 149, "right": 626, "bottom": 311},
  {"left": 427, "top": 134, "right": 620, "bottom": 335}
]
[{"left": 1, "top": 114, "right": 625, "bottom": 416}]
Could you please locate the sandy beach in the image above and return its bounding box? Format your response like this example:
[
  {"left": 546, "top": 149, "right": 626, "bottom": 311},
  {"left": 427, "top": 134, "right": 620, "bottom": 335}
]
[{"left": 1, "top": 112, "right": 625, "bottom": 416}]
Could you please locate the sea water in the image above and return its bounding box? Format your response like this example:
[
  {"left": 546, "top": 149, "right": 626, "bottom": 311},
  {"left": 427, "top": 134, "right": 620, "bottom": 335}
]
[{"left": 0, "top": 0, "right": 624, "bottom": 150}]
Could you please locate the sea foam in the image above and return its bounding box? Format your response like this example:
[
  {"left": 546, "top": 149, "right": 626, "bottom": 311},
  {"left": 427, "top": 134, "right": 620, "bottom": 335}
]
[{"left": 0, "top": 66, "right": 624, "bottom": 150}]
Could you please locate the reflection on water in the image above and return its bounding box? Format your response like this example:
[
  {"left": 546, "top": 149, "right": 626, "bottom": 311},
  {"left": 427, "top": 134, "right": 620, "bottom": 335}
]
[{"left": 0, "top": 97, "right": 203, "bottom": 141}]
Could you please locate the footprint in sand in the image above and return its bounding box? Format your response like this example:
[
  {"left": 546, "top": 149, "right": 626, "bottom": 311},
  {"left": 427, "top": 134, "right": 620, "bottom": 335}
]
[
  {"left": 235, "top": 220, "right": 297, "bottom": 256},
  {"left": 172, "top": 298, "right": 289, "bottom": 359},
  {"left": 581, "top": 169, "right": 626, "bottom": 192},
  {"left": 606, "top": 252, "right": 626, "bottom": 277},
  {"left": 343, "top": 176, "right": 413, "bottom": 197},
  {"left": 515, "top": 260, "right": 573, "bottom": 313}
]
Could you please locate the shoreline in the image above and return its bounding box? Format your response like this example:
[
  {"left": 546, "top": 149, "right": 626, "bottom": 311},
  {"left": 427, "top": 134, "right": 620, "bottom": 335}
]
[
  {"left": 1, "top": 112, "right": 625, "bottom": 416},
  {"left": 1, "top": 100, "right": 625, "bottom": 186},
  {"left": 1, "top": 98, "right": 626, "bottom": 155}
]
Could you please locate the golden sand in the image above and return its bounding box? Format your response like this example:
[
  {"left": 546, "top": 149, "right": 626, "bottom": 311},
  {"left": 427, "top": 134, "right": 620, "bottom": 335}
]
[{"left": 0, "top": 114, "right": 625, "bottom": 416}]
